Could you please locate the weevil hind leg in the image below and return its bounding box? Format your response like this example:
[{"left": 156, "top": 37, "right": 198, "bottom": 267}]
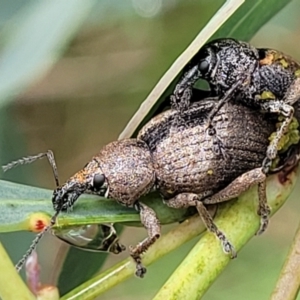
[
  {"left": 165, "top": 193, "right": 236, "bottom": 258},
  {"left": 260, "top": 101, "right": 294, "bottom": 174},
  {"left": 202, "top": 167, "right": 271, "bottom": 234},
  {"left": 256, "top": 180, "right": 271, "bottom": 235},
  {"left": 129, "top": 202, "right": 160, "bottom": 278}
]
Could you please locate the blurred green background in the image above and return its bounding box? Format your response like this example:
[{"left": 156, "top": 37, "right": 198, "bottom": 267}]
[{"left": 0, "top": 0, "right": 300, "bottom": 299}]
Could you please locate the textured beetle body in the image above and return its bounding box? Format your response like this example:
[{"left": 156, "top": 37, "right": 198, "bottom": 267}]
[
  {"left": 172, "top": 39, "right": 300, "bottom": 108},
  {"left": 47, "top": 97, "right": 297, "bottom": 277},
  {"left": 139, "top": 100, "right": 274, "bottom": 200},
  {"left": 170, "top": 38, "right": 300, "bottom": 174}
]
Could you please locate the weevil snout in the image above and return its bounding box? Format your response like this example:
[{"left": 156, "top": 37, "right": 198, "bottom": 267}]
[
  {"left": 52, "top": 183, "right": 87, "bottom": 211},
  {"left": 52, "top": 162, "right": 107, "bottom": 211}
]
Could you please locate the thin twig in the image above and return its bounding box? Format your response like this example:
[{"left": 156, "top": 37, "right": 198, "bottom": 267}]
[{"left": 270, "top": 220, "right": 300, "bottom": 300}]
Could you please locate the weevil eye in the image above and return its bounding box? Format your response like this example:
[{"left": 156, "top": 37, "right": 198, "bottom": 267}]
[
  {"left": 93, "top": 174, "right": 105, "bottom": 190},
  {"left": 198, "top": 59, "right": 210, "bottom": 74},
  {"left": 194, "top": 47, "right": 216, "bottom": 78}
]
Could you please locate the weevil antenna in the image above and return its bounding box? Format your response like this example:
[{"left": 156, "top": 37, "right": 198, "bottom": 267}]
[
  {"left": 2, "top": 150, "right": 60, "bottom": 187},
  {"left": 15, "top": 211, "right": 59, "bottom": 272}
]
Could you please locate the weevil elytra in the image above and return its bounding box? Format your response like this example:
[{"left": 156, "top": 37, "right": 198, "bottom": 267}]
[
  {"left": 3, "top": 96, "right": 298, "bottom": 277},
  {"left": 170, "top": 38, "right": 300, "bottom": 175}
]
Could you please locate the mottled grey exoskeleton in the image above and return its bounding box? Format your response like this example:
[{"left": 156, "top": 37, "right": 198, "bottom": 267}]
[{"left": 170, "top": 38, "right": 300, "bottom": 174}]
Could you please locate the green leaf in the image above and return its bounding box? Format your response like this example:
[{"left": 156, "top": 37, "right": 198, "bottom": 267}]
[
  {"left": 0, "top": 0, "right": 96, "bottom": 108},
  {"left": 0, "top": 180, "right": 194, "bottom": 232},
  {"left": 0, "top": 179, "right": 194, "bottom": 296},
  {"left": 212, "top": 0, "right": 292, "bottom": 40},
  {"left": 0, "top": 242, "right": 35, "bottom": 300}
]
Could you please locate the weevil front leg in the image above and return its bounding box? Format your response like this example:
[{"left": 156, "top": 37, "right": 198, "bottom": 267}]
[
  {"left": 129, "top": 202, "right": 160, "bottom": 278},
  {"left": 259, "top": 100, "right": 294, "bottom": 174},
  {"left": 202, "top": 167, "right": 270, "bottom": 234},
  {"left": 205, "top": 80, "right": 244, "bottom": 157},
  {"left": 170, "top": 65, "right": 200, "bottom": 112},
  {"left": 165, "top": 193, "right": 236, "bottom": 258}
]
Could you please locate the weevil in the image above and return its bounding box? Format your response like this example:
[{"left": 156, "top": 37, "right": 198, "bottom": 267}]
[
  {"left": 3, "top": 97, "right": 298, "bottom": 277},
  {"left": 170, "top": 38, "right": 300, "bottom": 174}
]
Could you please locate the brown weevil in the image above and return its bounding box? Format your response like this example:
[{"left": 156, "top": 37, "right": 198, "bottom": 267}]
[
  {"left": 4, "top": 94, "right": 298, "bottom": 277},
  {"left": 170, "top": 38, "right": 300, "bottom": 175},
  {"left": 3, "top": 141, "right": 159, "bottom": 277}
]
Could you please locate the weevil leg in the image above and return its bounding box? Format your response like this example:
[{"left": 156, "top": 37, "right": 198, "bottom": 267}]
[
  {"left": 283, "top": 77, "right": 300, "bottom": 105},
  {"left": 259, "top": 101, "right": 294, "bottom": 174},
  {"left": 203, "top": 168, "right": 266, "bottom": 204},
  {"left": 202, "top": 168, "right": 271, "bottom": 234},
  {"left": 165, "top": 193, "right": 236, "bottom": 258},
  {"left": 170, "top": 87, "right": 193, "bottom": 113},
  {"left": 206, "top": 79, "right": 243, "bottom": 129},
  {"left": 170, "top": 65, "right": 200, "bottom": 112},
  {"left": 256, "top": 180, "right": 271, "bottom": 235},
  {"left": 206, "top": 80, "right": 243, "bottom": 158},
  {"left": 129, "top": 202, "right": 160, "bottom": 278}
]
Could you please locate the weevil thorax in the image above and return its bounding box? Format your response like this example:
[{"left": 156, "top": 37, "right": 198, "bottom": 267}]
[
  {"left": 198, "top": 39, "right": 300, "bottom": 105},
  {"left": 52, "top": 139, "right": 155, "bottom": 211},
  {"left": 173, "top": 39, "right": 260, "bottom": 107},
  {"left": 196, "top": 38, "right": 260, "bottom": 95},
  {"left": 257, "top": 48, "right": 300, "bottom": 102},
  {"left": 94, "top": 139, "right": 155, "bottom": 206}
]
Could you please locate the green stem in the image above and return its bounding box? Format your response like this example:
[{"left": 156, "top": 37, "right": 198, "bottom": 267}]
[
  {"left": 153, "top": 168, "right": 299, "bottom": 300},
  {"left": 270, "top": 220, "right": 300, "bottom": 300},
  {"left": 60, "top": 215, "right": 206, "bottom": 300},
  {"left": 61, "top": 166, "right": 298, "bottom": 300},
  {"left": 0, "top": 242, "right": 35, "bottom": 300}
]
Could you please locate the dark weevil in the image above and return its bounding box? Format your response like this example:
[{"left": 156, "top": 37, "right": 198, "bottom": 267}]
[
  {"left": 3, "top": 96, "right": 299, "bottom": 277},
  {"left": 170, "top": 38, "right": 300, "bottom": 175}
]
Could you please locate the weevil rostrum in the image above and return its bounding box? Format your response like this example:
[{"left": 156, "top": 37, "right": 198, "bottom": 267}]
[
  {"left": 3, "top": 96, "right": 299, "bottom": 277},
  {"left": 170, "top": 38, "right": 300, "bottom": 175}
]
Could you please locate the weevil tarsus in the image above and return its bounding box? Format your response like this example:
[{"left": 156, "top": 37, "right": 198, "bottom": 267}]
[
  {"left": 129, "top": 201, "right": 161, "bottom": 278},
  {"left": 165, "top": 192, "right": 236, "bottom": 258}
]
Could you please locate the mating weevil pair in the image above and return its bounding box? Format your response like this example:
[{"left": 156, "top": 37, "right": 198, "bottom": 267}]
[
  {"left": 3, "top": 38, "right": 300, "bottom": 278},
  {"left": 171, "top": 38, "right": 300, "bottom": 175},
  {"left": 4, "top": 94, "right": 299, "bottom": 277}
]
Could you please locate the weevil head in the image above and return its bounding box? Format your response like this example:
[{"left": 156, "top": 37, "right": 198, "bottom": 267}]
[
  {"left": 52, "top": 139, "right": 155, "bottom": 211},
  {"left": 188, "top": 38, "right": 260, "bottom": 94},
  {"left": 52, "top": 161, "right": 107, "bottom": 211}
]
